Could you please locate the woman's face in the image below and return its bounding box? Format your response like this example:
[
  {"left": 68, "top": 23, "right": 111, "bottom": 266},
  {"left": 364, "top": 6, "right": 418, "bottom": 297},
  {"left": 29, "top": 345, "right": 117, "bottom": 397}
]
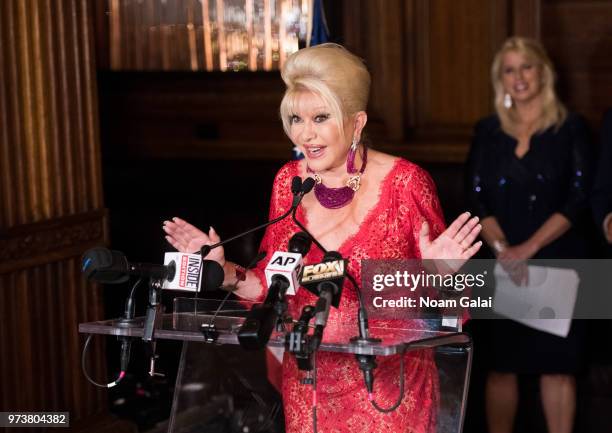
[
  {"left": 288, "top": 91, "right": 355, "bottom": 173},
  {"left": 501, "top": 50, "right": 543, "bottom": 105}
]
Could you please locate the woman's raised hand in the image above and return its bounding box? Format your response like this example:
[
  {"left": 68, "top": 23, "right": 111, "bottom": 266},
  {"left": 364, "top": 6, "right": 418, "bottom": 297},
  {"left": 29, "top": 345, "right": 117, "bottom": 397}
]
[
  {"left": 419, "top": 212, "right": 482, "bottom": 274},
  {"left": 162, "top": 217, "right": 225, "bottom": 266}
]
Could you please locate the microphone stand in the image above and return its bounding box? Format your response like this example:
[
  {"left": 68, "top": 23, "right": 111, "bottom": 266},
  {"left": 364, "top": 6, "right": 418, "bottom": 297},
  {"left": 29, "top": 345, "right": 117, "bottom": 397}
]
[
  {"left": 143, "top": 277, "right": 165, "bottom": 378},
  {"left": 291, "top": 199, "right": 381, "bottom": 394},
  {"left": 285, "top": 305, "right": 317, "bottom": 373},
  {"left": 199, "top": 177, "right": 314, "bottom": 258}
]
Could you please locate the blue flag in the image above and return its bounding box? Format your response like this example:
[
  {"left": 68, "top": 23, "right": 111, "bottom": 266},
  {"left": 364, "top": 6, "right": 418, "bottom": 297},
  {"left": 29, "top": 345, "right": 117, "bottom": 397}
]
[{"left": 310, "top": 0, "right": 329, "bottom": 47}]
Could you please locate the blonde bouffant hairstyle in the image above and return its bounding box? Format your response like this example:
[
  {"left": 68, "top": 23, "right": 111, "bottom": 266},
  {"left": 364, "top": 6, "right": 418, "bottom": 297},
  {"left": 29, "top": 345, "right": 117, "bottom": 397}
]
[
  {"left": 491, "top": 36, "right": 567, "bottom": 135},
  {"left": 279, "top": 43, "right": 371, "bottom": 140}
]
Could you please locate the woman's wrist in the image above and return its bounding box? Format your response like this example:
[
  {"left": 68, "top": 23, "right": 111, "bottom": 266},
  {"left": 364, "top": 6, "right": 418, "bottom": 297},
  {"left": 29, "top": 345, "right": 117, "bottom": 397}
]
[
  {"left": 523, "top": 239, "right": 540, "bottom": 257},
  {"left": 221, "top": 261, "right": 237, "bottom": 288},
  {"left": 491, "top": 239, "right": 509, "bottom": 256}
]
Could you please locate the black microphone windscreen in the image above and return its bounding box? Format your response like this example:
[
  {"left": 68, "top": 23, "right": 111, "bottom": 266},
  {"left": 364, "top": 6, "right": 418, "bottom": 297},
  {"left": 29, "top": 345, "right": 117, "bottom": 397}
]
[
  {"left": 82, "top": 247, "right": 112, "bottom": 278},
  {"left": 291, "top": 176, "right": 303, "bottom": 195},
  {"left": 201, "top": 260, "right": 225, "bottom": 291},
  {"left": 82, "top": 247, "right": 130, "bottom": 284},
  {"left": 288, "top": 232, "right": 312, "bottom": 256},
  {"left": 302, "top": 177, "right": 316, "bottom": 194}
]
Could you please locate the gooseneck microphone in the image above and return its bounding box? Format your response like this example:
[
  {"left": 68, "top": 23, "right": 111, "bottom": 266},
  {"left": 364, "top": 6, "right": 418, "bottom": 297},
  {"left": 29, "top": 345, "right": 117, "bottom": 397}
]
[
  {"left": 237, "top": 274, "right": 290, "bottom": 350},
  {"left": 287, "top": 185, "right": 383, "bottom": 404},
  {"left": 290, "top": 178, "right": 327, "bottom": 255},
  {"left": 80, "top": 248, "right": 176, "bottom": 389},
  {"left": 199, "top": 176, "right": 313, "bottom": 258},
  {"left": 82, "top": 248, "right": 176, "bottom": 284},
  {"left": 238, "top": 232, "right": 312, "bottom": 350}
]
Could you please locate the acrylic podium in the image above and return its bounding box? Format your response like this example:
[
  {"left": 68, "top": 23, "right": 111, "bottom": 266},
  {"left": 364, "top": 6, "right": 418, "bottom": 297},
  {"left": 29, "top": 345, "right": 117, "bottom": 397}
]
[{"left": 79, "top": 297, "right": 472, "bottom": 433}]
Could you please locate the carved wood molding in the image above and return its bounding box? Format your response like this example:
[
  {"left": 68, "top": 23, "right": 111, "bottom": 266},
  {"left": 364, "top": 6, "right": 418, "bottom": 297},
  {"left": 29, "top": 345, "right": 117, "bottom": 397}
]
[{"left": 0, "top": 210, "right": 107, "bottom": 274}]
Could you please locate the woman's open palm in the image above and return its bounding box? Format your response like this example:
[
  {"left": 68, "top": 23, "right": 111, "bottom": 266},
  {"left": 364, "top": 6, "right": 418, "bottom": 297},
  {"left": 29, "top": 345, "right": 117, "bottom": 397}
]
[
  {"left": 419, "top": 212, "right": 482, "bottom": 274},
  {"left": 162, "top": 217, "right": 225, "bottom": 266}
]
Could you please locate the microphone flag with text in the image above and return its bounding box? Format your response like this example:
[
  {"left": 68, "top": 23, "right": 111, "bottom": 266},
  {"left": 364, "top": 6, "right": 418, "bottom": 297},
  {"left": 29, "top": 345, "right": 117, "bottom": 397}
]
[
  {"left": 162, "top": 252, "right": 224, "bottom": 292},
  {"left": 82, "top": 247, "right": 224, "bottom": 292},
  {"left": 299, "top": 251, "right": 346, "bottom": 308},
  {"left": 82, "top": 247, "right": 175, "bottom": 284},
  {"left": 238, "top": 232, "right": 312, "bottom": 350}
]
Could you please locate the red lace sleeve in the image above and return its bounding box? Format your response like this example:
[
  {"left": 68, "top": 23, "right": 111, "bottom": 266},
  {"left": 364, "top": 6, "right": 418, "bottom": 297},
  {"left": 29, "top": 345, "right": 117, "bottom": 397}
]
[
  {"left": 395, "top": 160, "right": 446, "bottom": 257},
  {"left": 397, "top": 160, "right": 472, "bottom": 324},
  {"left": 249, "top": 161, "right": 299, "bottom": 302}
]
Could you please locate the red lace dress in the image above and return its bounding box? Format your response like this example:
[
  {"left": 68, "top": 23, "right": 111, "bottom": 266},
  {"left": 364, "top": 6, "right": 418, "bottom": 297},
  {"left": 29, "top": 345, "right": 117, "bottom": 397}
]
[{"left": 253, "top": 159, "right": 446, "bottom": 433}]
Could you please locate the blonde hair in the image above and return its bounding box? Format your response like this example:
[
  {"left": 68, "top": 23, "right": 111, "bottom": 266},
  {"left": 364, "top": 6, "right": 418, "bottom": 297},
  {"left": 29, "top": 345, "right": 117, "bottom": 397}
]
[
  {"left": 491, "top": 36, "right": 567, "bottom": 135},
  {"left": 279, "top": 43, "right": 370, "bottom": 140}
]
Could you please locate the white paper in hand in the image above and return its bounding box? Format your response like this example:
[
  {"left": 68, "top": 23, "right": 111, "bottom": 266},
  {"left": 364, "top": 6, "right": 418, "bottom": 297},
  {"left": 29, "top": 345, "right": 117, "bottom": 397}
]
[{"left": 493, "top": 264, "right": 579, "bottom": 337}]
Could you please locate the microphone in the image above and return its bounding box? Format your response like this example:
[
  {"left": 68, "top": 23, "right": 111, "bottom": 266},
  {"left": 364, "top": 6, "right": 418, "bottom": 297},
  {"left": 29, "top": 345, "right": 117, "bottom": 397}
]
[
  {"left": 237, "top": 274, "right": 290, "bottom": 350},
  {"left": 291, "top": 175, "right": 303, "bottom": 195},
  {"left": 238, "top": 232, "right": 312, "bottom": 350},
  {"left": 287, "top": 192, "right": 381, "bottom": 397},
  {"left": 264, "top": 249, "right": 303, "bottom": 296},
  {"left": 301, "top": 177, "right": 316, "bottom": 194},
  {"left": 82, "top": 247, "right": 175, "bottom": 284},
  {"left": 299, "top": 251, "right": 346, "bottom": 307},
  {"left": 314, "top": 282, "right": 335, "bottom": 328},
  {"left": 162, "top": 252, "right": 224, "bottom": 292},
  {"left": 311, "top": 281, "right": 336, "bottom": 350},
  {"left": 307, "top": 251, "right": 344, "bottom": 349},
  {"left": 288, "top": 231, "right": 312, "bottom": 254},
  {"left": 199, "top": 176, "right": 312, "bottom": 258}
]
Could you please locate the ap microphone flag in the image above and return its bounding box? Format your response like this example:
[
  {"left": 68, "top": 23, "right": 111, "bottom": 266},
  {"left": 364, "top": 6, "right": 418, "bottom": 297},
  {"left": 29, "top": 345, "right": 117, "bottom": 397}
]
[{"left": 264, "top": 251, "right": 303, "bottom": 295}]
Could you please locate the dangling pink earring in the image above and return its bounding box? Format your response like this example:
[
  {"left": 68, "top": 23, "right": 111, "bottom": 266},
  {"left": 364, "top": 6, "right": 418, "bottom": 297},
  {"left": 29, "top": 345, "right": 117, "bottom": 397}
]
[{"left": 346, "top": 138, "right": 359, "bottom": 174}]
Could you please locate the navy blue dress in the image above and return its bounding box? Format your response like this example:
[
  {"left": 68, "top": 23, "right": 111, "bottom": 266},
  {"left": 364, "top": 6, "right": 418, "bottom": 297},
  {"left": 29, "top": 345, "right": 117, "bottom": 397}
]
[
  {"left": 592, "top": 109, "right": 612, "bottom": 257},
  {"left": 466, "top": 113, "right": 593, "bottom": 374}
]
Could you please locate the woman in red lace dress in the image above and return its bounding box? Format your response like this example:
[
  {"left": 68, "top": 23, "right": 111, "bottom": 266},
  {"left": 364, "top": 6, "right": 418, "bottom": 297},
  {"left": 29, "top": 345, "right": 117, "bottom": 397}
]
[{"left": 164, "top": 43, "right": 482, "bottom": 433}]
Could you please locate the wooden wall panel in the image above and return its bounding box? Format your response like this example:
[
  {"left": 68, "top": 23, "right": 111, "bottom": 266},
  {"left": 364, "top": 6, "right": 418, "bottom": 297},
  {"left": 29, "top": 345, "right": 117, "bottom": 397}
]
[
  {"left": 362, "top": 0, "right": 405, "bottom": 141},
  {"left": 0, "top": 1, "right": 130, "bottom": 431},
  {"left": 0, "top": 0, "right": 103, "bottom": 227},
  {"left": 343, "top": 0, "right": 508, "bottom": 160},
  {"left": 512, "top": 0, "right": 541, "bottom": 39},
  {"left": 541, "top": 0, "right": 612, "bottom": 128},
  {"left": 92, "top": 0, "right": 612, "bottom": 165},
  {"left": 413, "top": 0, "right": 505, "bottom": 134},
  {"left": 342, "top": 0, "right": 406, "bottom": 141}
]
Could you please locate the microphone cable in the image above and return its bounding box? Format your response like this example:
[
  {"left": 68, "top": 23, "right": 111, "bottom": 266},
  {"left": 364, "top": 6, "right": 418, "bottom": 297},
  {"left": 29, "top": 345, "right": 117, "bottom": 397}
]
[
  {"left": 81, "top": 277, "right": 144, "bottom": 388},
  {"left": 291, "top": 179, "right": 407, "bottom": 414},
  {"left": 367, "top": 346, "right": 406, "bottom": 413},
  {"left": 81, "top": 334, "right": 126, "bottom": 388},
  {"left": 311, "top": 350, "right": 319, "bottom": 433}
]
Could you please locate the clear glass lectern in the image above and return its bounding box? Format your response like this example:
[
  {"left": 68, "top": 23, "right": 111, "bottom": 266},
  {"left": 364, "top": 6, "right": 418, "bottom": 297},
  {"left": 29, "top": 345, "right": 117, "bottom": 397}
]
[{"left": 79, "top": 297, "right": 472, "bottom": 433}]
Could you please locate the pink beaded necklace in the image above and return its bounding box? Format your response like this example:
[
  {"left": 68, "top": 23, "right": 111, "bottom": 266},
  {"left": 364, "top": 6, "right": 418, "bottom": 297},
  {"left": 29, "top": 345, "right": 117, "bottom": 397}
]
[{"left": 307, "top": 145, "right": 368, "bottom": 209}]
